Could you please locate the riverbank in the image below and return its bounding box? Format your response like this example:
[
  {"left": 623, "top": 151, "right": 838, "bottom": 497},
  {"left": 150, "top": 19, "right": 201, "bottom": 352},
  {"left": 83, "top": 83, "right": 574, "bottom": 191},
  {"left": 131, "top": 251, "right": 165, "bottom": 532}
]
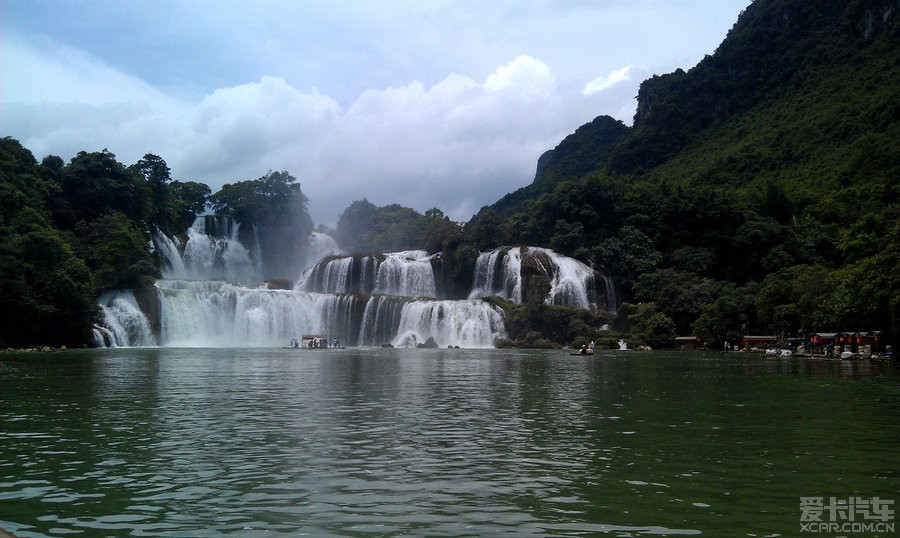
[{"left": 3, "top": 346, "right": 68, "bottom": 354}]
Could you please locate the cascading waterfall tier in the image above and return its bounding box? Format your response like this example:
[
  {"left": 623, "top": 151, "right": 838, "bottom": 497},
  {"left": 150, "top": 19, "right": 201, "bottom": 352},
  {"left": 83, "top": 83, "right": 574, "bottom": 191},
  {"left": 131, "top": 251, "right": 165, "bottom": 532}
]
[
  {"left": 97, "top": 279, "right": 505, "bottom": 348},
  {"left": 94, "top": 291, "right": 156, "bottom": 347},
  {"left": 469, "top": 246, "right": 610, "bottom": 311},
  {"left": 99, "top": 224, "right": 614, "bottom": 348},
  {"left": 297, "top": 250, "right": 438, "bottom": 298},
  {"left": 152, "top": 216, "right": 260, "bottom": 282}
]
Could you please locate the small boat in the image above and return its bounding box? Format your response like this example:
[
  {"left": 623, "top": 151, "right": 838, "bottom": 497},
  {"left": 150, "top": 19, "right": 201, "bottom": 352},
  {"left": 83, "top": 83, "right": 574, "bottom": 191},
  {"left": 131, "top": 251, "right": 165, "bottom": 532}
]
[
  {"left": 840, "top": 351, "right": 856, "bottom": 360},
  {"left": 571, "top": 344, "right": 595, "bottom": 356}
]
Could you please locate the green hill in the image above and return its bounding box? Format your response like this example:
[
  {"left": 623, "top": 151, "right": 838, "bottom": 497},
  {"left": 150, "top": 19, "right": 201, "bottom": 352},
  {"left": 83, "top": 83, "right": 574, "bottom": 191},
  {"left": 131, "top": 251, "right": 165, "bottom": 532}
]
[{"left": 478, "top": 0, "right": 899, "bottom": 343}]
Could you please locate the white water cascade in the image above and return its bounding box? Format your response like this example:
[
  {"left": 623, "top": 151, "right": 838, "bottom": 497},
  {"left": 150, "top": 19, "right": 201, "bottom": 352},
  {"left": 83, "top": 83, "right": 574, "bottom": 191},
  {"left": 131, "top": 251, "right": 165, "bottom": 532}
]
[
  {"left": 469, "top": 246, "right": 608, "bottom": 312},
  {"left": 154, "top": 217, "right": 260, "bottom": 282},
  {"left": 94, "top": 291, "right": 156, "bottom": 347},
  {"left": 97, "top": 224, "right": 507, "bottom": 348},
  {"left": 470, "top": 247, "right": 522, "bottom": 303},
  {"left": 97, "top": 215, "right": 616, "bottom": 349},
  {"left": 296, "top": 250, "right": 438, "bottom": 298},
  {"left": 391, "top": 300, "right": 507, "bottom": 348}
]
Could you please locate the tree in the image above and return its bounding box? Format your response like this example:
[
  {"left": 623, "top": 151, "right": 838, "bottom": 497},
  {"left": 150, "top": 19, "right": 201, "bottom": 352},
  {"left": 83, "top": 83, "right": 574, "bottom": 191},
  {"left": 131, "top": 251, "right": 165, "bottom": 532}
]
[
  {"left": 367, "top": 204, "right": 427, "bottom": 252},
  {"left": 550, "top": 219, "right": 584, "bottom": 255},
  {"left": 0, "top": 211, "right": 97, "bottom": 347},
  {"left": 634, "top": 268, "right": 720, "bottom": 335},
  {"left": 77, "top": 212, "right": 158, "bottom": 291},
  {"left": 467, "top": 209, "right": 509, "bottom": 250},
  {"left": 61, "top": 150, "right": 150, "bottom": 224},
  {"left": 210, "top": 170, "right": 313, "bottom": 279},
  {"left": 693, "top": 282, "right": 759, "bottom": 345},
  {"left": 595, "top": 225, "right": 662, "bottom": 294},
  {"left": 756, "top": 264, "right": 830, "bottom": 336},
  {"left": 628, "top": 303, "right": 677, "bottom": 348},
  {"left": 421, "top": 207, "right": 462, "bottom": 253},
  {"left": 335, "top": 199, "right": 378, "bottom": 253},
  {"left": 169, "top": 180, "right": 211, "bottom": 229},
  {"left": 129, "top": 153, "right": 177, "bottom": 231},
  {"left": 817, "top": 229, "right": 900, "bottom": 337}
]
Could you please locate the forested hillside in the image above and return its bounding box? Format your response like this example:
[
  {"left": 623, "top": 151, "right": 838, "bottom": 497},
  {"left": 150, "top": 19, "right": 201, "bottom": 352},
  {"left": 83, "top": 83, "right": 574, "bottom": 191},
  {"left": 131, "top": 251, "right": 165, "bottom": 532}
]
[{"left": 470, "top": 0, "right": 899, "bottom": 344}]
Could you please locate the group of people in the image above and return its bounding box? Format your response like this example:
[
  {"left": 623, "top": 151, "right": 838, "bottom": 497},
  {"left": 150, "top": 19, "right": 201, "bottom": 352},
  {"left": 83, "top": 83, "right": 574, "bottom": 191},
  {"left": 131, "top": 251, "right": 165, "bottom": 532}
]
[{"left": 288, "top": 337, "right": 341, "bottom": 349}]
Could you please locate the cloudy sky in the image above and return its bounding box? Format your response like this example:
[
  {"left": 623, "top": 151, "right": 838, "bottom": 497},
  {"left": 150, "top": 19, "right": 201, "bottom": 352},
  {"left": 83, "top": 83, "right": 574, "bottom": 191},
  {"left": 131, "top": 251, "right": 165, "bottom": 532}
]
[{"left": 3, "top": 0, "right": 749, "bottom": 225}]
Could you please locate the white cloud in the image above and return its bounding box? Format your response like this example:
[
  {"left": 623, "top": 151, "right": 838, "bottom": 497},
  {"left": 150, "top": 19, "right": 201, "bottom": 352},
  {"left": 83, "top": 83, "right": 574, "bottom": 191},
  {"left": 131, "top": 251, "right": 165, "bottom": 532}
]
[
  {"left": 484, "top": 55, "right": 555, "bottom": 98},
  {"left": 582, "top": 65, "right": 638, "bottom": 95},
  {"left": 2, "top": 36, "right": 609, "bottom": 225},
  {"left": 1, "top": 0, "right": 753, "bottom": 226}
]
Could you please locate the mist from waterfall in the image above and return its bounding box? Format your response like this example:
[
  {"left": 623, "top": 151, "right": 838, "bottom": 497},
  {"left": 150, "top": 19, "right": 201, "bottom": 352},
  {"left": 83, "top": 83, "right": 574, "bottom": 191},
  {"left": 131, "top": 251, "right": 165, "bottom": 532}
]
[
  {"left": 153, "top": 217, "right": 260, "bottom": 282},
  {"left": 306, "top": 232, "right": 342, "bottom": 267}
]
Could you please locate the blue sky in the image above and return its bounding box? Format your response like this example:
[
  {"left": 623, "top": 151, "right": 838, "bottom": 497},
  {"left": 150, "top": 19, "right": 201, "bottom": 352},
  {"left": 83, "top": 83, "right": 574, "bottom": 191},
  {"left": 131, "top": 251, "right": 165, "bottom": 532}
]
[{"left": 3, "top": 0, "right": 750, "bottom": 225}]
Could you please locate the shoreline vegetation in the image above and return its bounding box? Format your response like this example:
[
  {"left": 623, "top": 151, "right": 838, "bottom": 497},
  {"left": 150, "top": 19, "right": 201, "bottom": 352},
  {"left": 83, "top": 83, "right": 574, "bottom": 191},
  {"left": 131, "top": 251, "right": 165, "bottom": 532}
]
[
  {"left": 2, "top": 344, "right": 893, "bottom": 362},
  {"left": 3, "top": 346, "right": 69, "bottom": 353}
]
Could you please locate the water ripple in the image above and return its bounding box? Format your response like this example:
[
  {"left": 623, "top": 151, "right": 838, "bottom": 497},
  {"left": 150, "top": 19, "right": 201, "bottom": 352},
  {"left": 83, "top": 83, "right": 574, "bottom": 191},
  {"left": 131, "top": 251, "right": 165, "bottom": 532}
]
[{"left": 1, "top": 348, "right": 896, "bottom": 537}]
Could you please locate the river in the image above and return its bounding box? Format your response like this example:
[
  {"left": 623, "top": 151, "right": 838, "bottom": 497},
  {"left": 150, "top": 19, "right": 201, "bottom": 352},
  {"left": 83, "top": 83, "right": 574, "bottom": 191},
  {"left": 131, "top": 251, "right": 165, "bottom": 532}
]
[{"left": 1, "top": 348, "right": 897, "bottom": 536}]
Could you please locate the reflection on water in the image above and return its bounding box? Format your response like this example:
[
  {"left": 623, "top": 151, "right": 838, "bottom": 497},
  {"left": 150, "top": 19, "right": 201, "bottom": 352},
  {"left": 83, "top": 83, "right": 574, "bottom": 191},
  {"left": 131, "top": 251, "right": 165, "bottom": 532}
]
[{"left": 1, "top": 349, "right": 897, "bottom": 537}]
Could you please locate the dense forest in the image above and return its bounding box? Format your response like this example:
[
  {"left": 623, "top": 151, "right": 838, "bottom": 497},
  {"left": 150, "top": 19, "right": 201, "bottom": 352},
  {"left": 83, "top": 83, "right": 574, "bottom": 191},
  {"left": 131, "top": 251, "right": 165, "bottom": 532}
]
[
  {"left": 475, "top": 0, "right": 899, "bottom": 346},
  {"left": 1, "top": 0, "right": 897, "bottom": 349}
]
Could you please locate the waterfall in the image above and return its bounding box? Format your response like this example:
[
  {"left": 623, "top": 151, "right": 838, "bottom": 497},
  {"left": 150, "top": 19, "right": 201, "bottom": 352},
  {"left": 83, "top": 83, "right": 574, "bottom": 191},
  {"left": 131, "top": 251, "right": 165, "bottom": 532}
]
[
  {"left": 95, "top": 291, "right": 156, "bottom": 347},
  {"left": 152, "top": 217, "right": 261, "bottom": 282},
  {"left": 152, "top": 230, "right": 187, "bottom": 277},
  {"left": 373, "top": 251, "right": 436, "bottom": 298},
  {"left": 98, "top": 217, "right": 612, "bottom": 349},
  {"left": 469, "top": 246, "right": 608, "bottom": 311},
  {"left": 391, "top": 300, "right": 506, "bottom": 349},
  {"left": 95, "top": 279, "right": 503, "bottom": 348},
  {"left": 601, "top": 274, "right": 618, "bottom": 313},
  {"left": 155, "top": 280, "right": 327, "bottom": 347},
  {"left": 358, "top": 296, "right": 409, "bottom": 346},
  {"left": 531, "top": 247, "right": 597, "bottom": 310},
  {"left": 469, "top": 247, "right": 522, "bottom": 302},
  {"left": 298, "top": 251, "right": 437, "bottom": 298}
]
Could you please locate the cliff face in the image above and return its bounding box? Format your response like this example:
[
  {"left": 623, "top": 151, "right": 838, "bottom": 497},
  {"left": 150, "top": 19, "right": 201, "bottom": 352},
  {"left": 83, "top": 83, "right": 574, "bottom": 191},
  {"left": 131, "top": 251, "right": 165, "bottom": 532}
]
[
  {"left": 610, "top": 0, "right": 899, "bottom": 174},
  {"left": 855, "top": 0, "right": 898, "bottom": 41},
  {"left": 480, "top": 115, "right": 629, "bottom": 219},
  {"left": 532, "top": 116, "right": 630, "bottom": 187},
  {"left": 533, "top": 150, "right": 554, "bottom": 182}
]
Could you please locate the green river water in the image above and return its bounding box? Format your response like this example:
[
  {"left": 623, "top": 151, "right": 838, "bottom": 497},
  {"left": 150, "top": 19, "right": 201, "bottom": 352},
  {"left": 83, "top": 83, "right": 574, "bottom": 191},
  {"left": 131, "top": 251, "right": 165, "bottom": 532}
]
[{"left": 1, "top": 348, "right": 897, "bottom": 537}]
